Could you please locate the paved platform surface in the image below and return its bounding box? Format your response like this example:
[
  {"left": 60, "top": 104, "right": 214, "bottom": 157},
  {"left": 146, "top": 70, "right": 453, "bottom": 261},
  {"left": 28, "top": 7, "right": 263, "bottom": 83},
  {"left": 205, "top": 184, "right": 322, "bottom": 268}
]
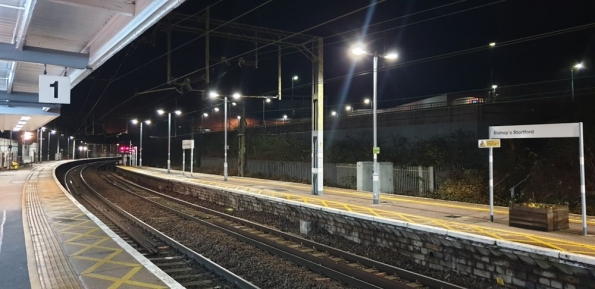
[
  {"left": 0, "top": 162, "right": 182, "bottom": 289},
  {"left": 123, "top": 166, "right": 595, "bottom": 257}
]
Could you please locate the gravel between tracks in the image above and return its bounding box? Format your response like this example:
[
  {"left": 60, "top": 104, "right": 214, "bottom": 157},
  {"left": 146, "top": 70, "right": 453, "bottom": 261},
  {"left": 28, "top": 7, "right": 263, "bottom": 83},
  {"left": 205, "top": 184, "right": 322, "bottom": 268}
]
[
  {"left": 84, "top": 170, "right": 352, "bottom": 289},
  {"left": 151, "top": 181, "right": 504, "bottom": 289}
]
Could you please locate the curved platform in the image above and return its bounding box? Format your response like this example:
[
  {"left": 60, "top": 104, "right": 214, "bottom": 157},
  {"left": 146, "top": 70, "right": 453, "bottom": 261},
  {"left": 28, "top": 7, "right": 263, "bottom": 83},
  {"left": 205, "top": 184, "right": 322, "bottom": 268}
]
[
  {"left": 0, "top": 162, "right": 182, "bottom": 289},
  {"left": 122, "top": 166, "right": 595, "bottom": 257}
]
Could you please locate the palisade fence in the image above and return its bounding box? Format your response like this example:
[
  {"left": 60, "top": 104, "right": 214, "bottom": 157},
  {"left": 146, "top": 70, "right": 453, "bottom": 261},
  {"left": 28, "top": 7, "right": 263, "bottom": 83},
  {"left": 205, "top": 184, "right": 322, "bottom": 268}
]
[{"left": 200, "top": 158, "right": 440, "bottom": 195}]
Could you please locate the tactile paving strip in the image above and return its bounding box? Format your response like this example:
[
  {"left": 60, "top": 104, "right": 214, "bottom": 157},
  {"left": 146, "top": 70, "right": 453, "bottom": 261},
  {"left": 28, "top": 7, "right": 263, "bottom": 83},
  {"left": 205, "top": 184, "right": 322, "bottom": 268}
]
[{"left": 27, "top": 166, "right": 168, "bottom": 289}]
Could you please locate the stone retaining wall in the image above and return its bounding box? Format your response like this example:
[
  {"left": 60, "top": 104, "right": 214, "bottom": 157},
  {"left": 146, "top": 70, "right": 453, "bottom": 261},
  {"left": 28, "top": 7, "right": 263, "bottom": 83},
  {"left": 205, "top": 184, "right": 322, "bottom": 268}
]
[{"left": 119, "top": 169, "right": 595, "bottom": 289}]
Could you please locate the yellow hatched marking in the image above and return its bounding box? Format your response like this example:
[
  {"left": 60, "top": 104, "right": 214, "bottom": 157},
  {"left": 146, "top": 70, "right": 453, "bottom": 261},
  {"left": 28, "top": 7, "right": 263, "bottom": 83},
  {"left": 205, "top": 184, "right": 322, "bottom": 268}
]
[
  {"left": 84, "top": 273, "right": 167, "bottom": 289},
  {"left": 523, "top": 235, "right": 567, "bottom": 252},
  {"left": 108, "top": 266, "right": 143, "bottom": 289},
  {"left": 321, "top": 200, "right": 329, "bottom": 207},
  {"left": 433, "top": 220, "right": 455, "bottom": 231},
  {"left": 72, "top": 255, "right": 144, "bottom": 267},
  {"left": 286, "top": 194, "right": 291, "bottom": 200},
  {"left": 474, "top": 227, "right": 503, "bottom": 240},
  {"left": 81, "top": 249, "right": 124, "bottom": 274},
  {"left": 394, "top": 213, "right": 415, "bottom": 223},
  {"left": 303, "top": 198, "right": 308, "bottom": 204},
  {"left": 129, "top": 167, "right": 595, "bottom": 255},
  {"left": 367, "top": 208, "right": 380, "bottom": 217}
]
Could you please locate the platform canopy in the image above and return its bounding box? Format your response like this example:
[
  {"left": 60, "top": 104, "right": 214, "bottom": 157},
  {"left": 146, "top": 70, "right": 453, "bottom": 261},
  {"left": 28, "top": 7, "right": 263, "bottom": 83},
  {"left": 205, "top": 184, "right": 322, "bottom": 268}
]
[{"left": 0, "top": 0, "right": 185, "bottom": 132}]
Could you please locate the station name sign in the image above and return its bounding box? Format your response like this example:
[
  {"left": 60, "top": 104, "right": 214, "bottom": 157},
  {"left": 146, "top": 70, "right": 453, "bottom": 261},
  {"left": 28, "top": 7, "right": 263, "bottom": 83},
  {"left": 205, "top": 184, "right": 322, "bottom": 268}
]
[
  {"left": 182, "top": 139, "right": 194, "bottom": 149},
  {"left": 489, "top": 123, "right": 579, "bottom": 139}
]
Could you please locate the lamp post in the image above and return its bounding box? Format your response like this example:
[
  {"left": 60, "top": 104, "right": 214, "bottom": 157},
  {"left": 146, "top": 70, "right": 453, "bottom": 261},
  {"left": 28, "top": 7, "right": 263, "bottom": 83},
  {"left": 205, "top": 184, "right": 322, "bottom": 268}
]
[
  {"left": 331, "top": 110, "right": 337, "bottom": 117},
  {"left": 291, "top": 75, "right": 298, "bottom": 95},
  {"left": 345, "top": 105, "right": 353, "bottom": 113},
  {"left": 201, "top": 113, "right": 208, "bottom": 131},
  {"left": 48, "top": 130, "right": 55, "bottom": 161},
  {"left": 352, "top": 44, "right": 398, "bottom": 204},
  {"left": 39, "top": 127, "right": 45, "bottom": 163},
  {"left": 212, "top": 107, "right": 219, "bottom": 130},
  {"left": 571, "top": 63, "right": 584, "bottom": 103},
  {"left": 489, "top": 42, "right": 496, "bottom": 86},
  {"left": 262, "top": 98, "right": 271, "bottom": 127},
  {"left": 491, "top": 85, "right": 498, "bottom": 99},
  {"left": 157, "top": 109, "right": 182, "bottom": 173},
  {"left": 209, "top": 91, "right": 241, "bottom": 181},
  {"left": 67, "top": 136, "right": 73, "bottom": 159},
  {"left": 132, "top": 119, "right": 151, "bottom": 167}
]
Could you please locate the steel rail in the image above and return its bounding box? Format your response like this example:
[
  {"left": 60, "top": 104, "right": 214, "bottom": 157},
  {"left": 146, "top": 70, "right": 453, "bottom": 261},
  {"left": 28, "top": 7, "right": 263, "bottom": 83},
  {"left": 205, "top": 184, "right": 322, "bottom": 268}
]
[
  {"left": 107, "top": 167, "right": 463, "bottom": 289},
  {"left": 80, "top": 162, "right": 260, "bottom": 289}
]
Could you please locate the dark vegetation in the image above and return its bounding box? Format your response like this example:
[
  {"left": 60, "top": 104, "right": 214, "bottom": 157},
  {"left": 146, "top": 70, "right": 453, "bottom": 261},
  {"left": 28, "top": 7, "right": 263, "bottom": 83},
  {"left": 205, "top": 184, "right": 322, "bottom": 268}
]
[{"left": 191, "top": 100, "right": 595, "bottom": 215}]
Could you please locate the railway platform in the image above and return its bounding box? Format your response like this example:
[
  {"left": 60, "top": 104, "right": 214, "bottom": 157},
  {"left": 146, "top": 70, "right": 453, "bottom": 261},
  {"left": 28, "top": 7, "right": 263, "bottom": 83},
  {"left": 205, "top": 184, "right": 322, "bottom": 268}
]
[
  {"left": 0, "top": 162, "right": 182, "bottom": 289},
  {"left": 123, "top": 166, "right": 595, "bottom": 258}
]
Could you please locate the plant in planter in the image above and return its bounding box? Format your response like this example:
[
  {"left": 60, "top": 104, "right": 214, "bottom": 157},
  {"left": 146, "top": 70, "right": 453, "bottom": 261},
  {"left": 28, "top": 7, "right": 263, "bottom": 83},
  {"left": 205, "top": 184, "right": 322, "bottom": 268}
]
[{"left": 509, "top": 193, "right": 569, "bottom": 231}]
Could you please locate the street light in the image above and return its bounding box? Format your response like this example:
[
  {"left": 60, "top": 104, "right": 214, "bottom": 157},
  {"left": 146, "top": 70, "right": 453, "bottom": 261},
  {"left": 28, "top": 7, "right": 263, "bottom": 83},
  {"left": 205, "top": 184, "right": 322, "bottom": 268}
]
[
  {"left": 262, "top": 98, "right": 271, "bottom": 127},
  {"left": 491, "top": 84, "right": 498, "bottom": 98},
  {"left": 331, "top": 111, "right": 337, "bottom": 117},
  {"left": 291, "top": 75, "right": 298, "bottom": 95},
  {"left": 202, "top": 113, "right": 209, "bottom": 130},
  {"left": 157, "top": 109, "right": 182, "bottom": 173},
  {"left": 79, "top": 145, "right": 88, "bottom": 158},
  {"left": 48, "top": 130, "right": 55, "bottom": 161},
  {"left": 351, "top": 44, "right": 399, "bottom": 204},
  {"left": 345, "top": 105, "right": 352, "bottom": 112},
  {"left": 132, "top": 119, "right": 151, "bottom": 166},
  {"left": 572, "top": 62, "right": 585, "bottom": 102},
  {"left": 209, "top": 91, "right": 241, "bottom": 181},
  {"left": 364, "top": 98, "right": 371, "bottom": 108}
]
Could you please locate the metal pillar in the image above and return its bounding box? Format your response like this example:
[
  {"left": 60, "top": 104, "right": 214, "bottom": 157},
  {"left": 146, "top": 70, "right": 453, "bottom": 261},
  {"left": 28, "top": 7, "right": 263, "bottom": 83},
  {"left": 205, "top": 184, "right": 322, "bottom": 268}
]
[
  {"left": 311, "top": 37, "right": 324, "bottom": 195},
  {"left": 224, "top": 96, "right": 228, "bottom": 181},
  {"left": 47, "top": 131, "right": 51, "bottom": 161},
  {"left": 579, "top": 122, "right": 587, "bottom": 235},
  {"left": 139, "top": 122, "right": 143, "bottom": 166},
  {"left": 278, "top": 45, "right": 282, "bottom": 99},
  {"left": 167, "top": 112, "right": 171, "bottom": 173},
  {"left": 489, "top": 147, "right": 494, "bottom": 222},
  {"left": 205, "top": 6, "right": 210, "bottom": 84},
  {"left": 372, "top": 54, "right": 379, "bottom": 204}
]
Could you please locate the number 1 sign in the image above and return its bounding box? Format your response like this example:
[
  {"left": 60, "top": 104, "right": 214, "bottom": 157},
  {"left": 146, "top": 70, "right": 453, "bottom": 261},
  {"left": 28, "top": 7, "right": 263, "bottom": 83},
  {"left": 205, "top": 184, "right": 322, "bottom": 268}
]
[{"left": 39, "top": 75, "right": 71, "bottom": 104}]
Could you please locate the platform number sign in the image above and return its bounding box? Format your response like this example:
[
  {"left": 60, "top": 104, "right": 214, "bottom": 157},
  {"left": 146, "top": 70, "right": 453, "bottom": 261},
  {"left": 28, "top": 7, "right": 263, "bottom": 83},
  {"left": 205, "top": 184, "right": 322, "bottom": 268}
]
[{"left": 39, "top": 75, "right": 70, "bottom": 104}]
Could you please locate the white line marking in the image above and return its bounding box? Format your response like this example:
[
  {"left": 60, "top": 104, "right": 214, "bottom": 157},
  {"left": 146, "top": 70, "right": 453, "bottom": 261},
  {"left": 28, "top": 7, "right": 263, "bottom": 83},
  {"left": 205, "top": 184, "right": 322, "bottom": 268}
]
[{"left": 0, "top": 210, "right": 6, "bottom": 255}]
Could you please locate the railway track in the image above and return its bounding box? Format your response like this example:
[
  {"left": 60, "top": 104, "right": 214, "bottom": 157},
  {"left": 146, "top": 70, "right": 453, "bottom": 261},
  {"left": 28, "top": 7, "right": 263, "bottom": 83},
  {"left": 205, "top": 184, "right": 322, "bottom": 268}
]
[
  {"left": 89, "top": 162, "right": 465, "bottom": 289},
  {"left": 65, "top": 162, "right": 256, "bottom": 289}
]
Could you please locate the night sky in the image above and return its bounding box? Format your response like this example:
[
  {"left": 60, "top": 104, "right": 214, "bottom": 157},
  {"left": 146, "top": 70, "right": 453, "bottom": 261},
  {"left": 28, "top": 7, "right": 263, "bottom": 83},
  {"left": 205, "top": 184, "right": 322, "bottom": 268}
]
[{"left": 53, "top": 0, "right": 595, "bottom": 141}]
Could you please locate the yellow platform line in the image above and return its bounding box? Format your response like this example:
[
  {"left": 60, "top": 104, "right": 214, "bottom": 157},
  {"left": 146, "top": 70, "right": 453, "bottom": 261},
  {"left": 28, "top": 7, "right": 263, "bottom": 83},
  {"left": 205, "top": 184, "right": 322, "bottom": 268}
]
[
  {"left": 129, "top": 168, "right": 595, "bottom": 255},
  {"left": 343, "top": 204, "right": 352, "bottom": 211},
  {"left": 216, "top": 174, "right": 595, "bottom": 226},
  {"left": 321, "top": 200, "right": 328, "bottom": 207}
]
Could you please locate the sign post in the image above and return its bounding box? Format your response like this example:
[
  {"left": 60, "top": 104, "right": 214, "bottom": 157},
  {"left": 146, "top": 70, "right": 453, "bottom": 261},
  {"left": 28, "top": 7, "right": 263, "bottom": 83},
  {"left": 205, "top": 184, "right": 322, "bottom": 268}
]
[
  {"left": 488, "top": 123, "right": 587, "bottom": 235},
  {"left": 478, "top": 139, "right": 500, "bottom": 222},
  {"left": 182, "top": 140, "right": 195, "bottom": 177}
]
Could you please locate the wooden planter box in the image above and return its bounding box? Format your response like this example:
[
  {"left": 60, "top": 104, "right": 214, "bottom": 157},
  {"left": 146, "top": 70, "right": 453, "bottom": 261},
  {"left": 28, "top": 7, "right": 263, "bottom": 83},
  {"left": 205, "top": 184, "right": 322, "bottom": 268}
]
[{"left": 509, "top": 204, "right": 569, "bottom": 231}]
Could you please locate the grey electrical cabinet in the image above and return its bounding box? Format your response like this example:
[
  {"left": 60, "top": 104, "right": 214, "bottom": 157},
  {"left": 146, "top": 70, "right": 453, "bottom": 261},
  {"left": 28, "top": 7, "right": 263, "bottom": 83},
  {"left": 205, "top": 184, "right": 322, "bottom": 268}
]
[{"left": 356, "top": 161, "right": 394, "bottom": 193}]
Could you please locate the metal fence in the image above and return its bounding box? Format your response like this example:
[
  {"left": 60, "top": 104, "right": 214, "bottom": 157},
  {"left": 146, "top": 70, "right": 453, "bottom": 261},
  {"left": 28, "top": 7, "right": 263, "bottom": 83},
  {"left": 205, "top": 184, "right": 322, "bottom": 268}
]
[{"left": 201, "top": 158, "right": 436, "bottom": 194}]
